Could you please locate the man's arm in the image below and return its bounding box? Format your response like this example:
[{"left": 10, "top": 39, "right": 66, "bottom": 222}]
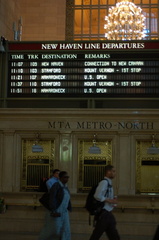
[
  {"left": 94, "top": 180, "right": 109, "bottom": 202},
  {"left": 94, "top": 180, "right": 118, "bottom": 205},
  {"left": 105, "top": 198, "right": 118, "bottom": 204},
  {"left": 46, "top": 179, "right": 52, "bottom": 191}
]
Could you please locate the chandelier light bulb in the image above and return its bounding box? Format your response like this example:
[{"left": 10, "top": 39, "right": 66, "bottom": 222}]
[{"left": 104, "top": 1, "right": 146, "bottom": 40}]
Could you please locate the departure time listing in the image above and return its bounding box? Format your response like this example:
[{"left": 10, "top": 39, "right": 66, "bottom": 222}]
[{"left": 8, "top": 52, "right": 159, "bottom": 97}]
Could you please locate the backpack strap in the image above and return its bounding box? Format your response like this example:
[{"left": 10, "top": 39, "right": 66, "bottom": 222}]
[{"left": 103, "top": 178, "right": 112, "bottom": 198}]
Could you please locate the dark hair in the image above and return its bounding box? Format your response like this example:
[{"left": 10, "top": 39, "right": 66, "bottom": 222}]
[
  {"left": 59, "top": 171, "right": 68, "bottom": 179},
  {"left": 105, "top": 165, "right": 114, "bottom": 173},
  {"left": 53, "top": 169, "right": 60, "bottom": 174}
]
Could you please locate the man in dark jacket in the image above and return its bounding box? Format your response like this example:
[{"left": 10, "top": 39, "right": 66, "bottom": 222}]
[{"left": 39, "top": 171, "right": 71, "bottom": 240}]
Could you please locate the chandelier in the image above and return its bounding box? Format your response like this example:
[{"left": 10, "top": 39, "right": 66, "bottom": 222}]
[{"left": 104, "top": 1, "right": 146, "bottom": 40}]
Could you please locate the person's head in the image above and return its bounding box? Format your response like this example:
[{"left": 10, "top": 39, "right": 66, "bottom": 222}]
[
  {"left": 105, "top": 165, "right": 116, "bottom": 179},
  {"left": 52, "top": 169, "right": 60, "bottom": 179},
  {"left": 59, "top": 171, "right": 69, "bottom": 184}
]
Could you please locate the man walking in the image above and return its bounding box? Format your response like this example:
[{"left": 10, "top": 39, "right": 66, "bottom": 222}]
[{"left": 89, "top": 165, "right": 120, "bottom": 240}]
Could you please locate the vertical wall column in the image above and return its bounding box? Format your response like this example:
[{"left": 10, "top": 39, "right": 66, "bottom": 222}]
[
  {"left": 0, "top": 132, "right": 2, "bottom": 191},
  {"left": 59, "top": 132, "right": 73, "bottom": 189},
  {"left": 118, "top": 133, "right": 132, "bottom": 195},
  {"left": 1, "top": 131, "right": 15, "bottom": 191}
]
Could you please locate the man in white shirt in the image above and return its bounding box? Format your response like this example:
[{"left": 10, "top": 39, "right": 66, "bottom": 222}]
[
  {"left": 89, "top": 165, "right": 120, "bottom": 240},
  {"left": 46, "top": 169, "right": 60, "bottom": 191}
]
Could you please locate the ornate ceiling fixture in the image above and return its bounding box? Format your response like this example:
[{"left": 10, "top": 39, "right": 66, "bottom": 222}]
[
  {"left": 147, "top": 134, "right": 159, "bottom": 155},
  {"left": 88, "top": 134, "right": 101, "bottom": 154},
  {"left": 32, "top": 133, "right": 43, "bottom": 152},
  {"left": 104, "top": 1, "right": 146, "bottom": 40}
]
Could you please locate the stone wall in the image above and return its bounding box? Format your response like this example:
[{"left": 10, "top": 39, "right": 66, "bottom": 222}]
[
  {"left": 0, "top": 108, "right": 159, "bottom": 194},
  {"left": 0, "top": 0, "right": 20, "bottom": 40},
  {"left": 0, "top": 0, "right": 66, "bottom": 41},
  {"left": 0, "top": 193, "right": 159, "bottom": 240},
  {"left": 0, "top": 109, "right": 159, "bottom": 239},
  {"left": 19, "top": 0, "right": 66, "bottom": 41}
]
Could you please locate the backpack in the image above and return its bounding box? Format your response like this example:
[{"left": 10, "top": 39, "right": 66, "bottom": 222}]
[
  {"left": 39, "top": 192, "right": 50, "bottom": 210},
  {"left": 85, "top": 179, "right": 111, "bottom": 224}
]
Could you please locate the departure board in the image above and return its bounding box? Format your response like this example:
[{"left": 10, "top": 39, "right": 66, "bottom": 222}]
[{"left": 7, "top": 41, "right": 159, "bottom": 98}]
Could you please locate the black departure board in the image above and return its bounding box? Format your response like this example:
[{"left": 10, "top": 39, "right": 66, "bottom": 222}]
[{"left": 7, "top": 41, "right": 159, "bottom": 98}]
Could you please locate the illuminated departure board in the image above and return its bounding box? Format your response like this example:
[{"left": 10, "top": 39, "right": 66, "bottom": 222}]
[{"left": 7, "top": 41, "right": 159, "bottom": 98}]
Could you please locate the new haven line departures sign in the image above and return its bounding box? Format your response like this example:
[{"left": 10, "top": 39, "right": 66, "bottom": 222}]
[{"left": 7, "top": 41, "right": 159, "bottom": 98}]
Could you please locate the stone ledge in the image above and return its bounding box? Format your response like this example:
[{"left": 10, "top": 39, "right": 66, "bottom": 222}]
[{"left": 0, "top": 231, "right": 153, "bottom": 240}]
